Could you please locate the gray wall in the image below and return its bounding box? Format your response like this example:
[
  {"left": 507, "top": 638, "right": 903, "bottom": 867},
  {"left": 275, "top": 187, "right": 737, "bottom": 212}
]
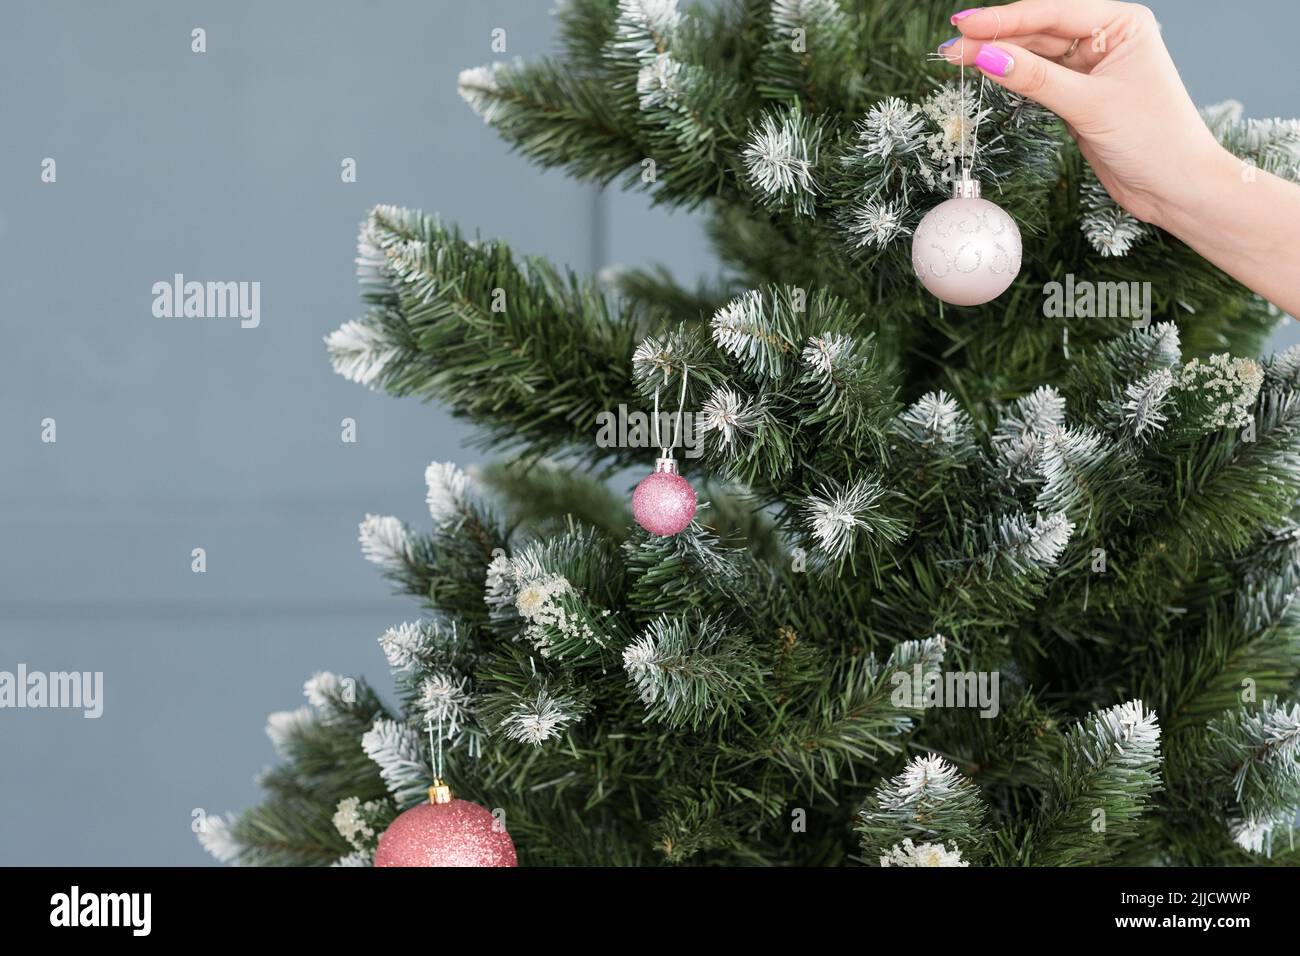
[{"left": 0, "top": 1, "right": 1294, "bottom": 865}]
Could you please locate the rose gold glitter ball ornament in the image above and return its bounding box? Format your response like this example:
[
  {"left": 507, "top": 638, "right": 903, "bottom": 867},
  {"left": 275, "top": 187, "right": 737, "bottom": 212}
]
[
  {"left": 373, "top": 779, "right": 517, "bottom": 868},
  {"left": 911, "top": 175, "right": 1021, "bottom": 307},
  {"left": 632, "top": 457, "right": 697, "bottom": 536}
]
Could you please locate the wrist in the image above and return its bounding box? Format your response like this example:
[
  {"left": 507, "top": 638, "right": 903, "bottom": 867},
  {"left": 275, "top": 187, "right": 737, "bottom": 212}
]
[
  {"left": 1146, "top": 140, "right": 1300, "bottom": 315},
  {"left": 1151, "top": 142, "right": 1240, "bottom": 241}
]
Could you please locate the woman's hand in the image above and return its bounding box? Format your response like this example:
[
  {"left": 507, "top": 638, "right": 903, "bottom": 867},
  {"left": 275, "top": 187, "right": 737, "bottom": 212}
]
[
  {"left": 940, "top": 0, "right": 1219, "bottom": 229},
  {"left": 940, "top": 0, "right": 1300, "bottom": 316}
]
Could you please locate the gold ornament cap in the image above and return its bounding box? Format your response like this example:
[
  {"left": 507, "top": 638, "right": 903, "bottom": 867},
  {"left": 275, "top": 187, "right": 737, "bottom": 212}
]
[{"left": 428, "top": 778, "right": 453, "bottom": 804}]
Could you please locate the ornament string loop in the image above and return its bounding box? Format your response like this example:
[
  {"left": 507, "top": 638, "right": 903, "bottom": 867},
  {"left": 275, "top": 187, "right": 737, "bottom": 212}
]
[
  {"left": 964, "top": 9, "right": 1001, "bottom": 178},
  {"left": 426, "top": 713, "right": 446, "bottom": 785},
  {"left": 926, "top": 9, "right": 1002, "bottom": 180},
  {"left": 652, "top": 365, "right": 690, "bottom": 460}
]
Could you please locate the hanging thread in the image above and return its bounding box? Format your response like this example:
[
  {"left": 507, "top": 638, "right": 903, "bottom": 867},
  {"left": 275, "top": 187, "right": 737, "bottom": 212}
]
[
  {"left": 929, "top": 9, "right": 1003, "bottom": 179},
  {"left": 653, "top": 366, "right": 691, "bottom": 459},
  {"left": 426, "top": 713, "right": 445, "bottom": 782}
]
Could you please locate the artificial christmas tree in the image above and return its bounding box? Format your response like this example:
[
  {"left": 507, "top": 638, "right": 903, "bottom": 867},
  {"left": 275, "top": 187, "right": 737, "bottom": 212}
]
[{"left": 200, "top": 0, "right": 1300, "bottom": 867}]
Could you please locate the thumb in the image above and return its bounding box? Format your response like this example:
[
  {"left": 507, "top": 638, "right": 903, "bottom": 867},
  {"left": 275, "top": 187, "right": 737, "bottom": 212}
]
[{"left": 970, "top": 41, "right": 1093, "bottom": 125}]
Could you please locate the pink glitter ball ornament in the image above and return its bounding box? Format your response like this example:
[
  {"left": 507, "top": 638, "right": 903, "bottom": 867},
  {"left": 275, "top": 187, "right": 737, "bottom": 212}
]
[
  {"left": 632, "top": 457, "right": 697, "bottom": 536},
  {"left": 373, "top": 781, "right": 517, "bottom": 868}
]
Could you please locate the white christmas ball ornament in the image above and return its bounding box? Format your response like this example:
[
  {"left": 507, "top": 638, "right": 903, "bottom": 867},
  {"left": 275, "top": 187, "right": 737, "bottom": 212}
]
[{"left": 911, "top": 176, "right": 1021, "bottom": 307}]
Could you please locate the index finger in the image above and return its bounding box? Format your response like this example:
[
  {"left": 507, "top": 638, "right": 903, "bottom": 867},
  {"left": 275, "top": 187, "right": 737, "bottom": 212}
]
[{"left": 953, "top": 0, "right": 1128, "bottom": 39}]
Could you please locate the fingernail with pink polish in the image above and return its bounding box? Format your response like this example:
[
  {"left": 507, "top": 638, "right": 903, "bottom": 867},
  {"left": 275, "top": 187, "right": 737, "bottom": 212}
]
[
  {"left": 974, "top": 44, "right": 1014, "bottom": 77},
  {"left": 950, "top": 8, "right": 982, "bottom": 24}
]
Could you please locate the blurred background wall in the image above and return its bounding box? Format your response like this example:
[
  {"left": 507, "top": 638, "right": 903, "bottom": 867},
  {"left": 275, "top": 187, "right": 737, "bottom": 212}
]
[{"left": 0, "top": 0, "right": 1295, "bottom": 864}]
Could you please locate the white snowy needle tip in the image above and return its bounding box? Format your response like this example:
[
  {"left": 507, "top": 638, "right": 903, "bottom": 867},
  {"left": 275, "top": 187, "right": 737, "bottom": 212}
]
[
  {"left": 880, "top": 838, "right": 968, "bottom": 867},
  {"left": 425, "top": 461, "right": 471, "bottom": 527},
  {"left": 265, "top": 706, "right": 313, "bottom": 755},
  {"left": 325, "top": 320, "right": 398, "bottom": 388},
  {"left": 700, "top": 386, "right": 757, "bottom": 448},
  {"left": 358, "top": 514, "right": 412, "bottom": 571},
  {"left": 196, "top": 814, "right": 241, "bottom": 864},
  {"left": 743, "top": 114, "right": 816, "bottom": 201},
  {"left": 457, "top": 64, "right": 507, "bottom": 123},
  {"left": 303, "top": 671, "right": 342, "bottom": 710},
  {"left": 501, "top": 689, "right": 579, "bottom": 746}
]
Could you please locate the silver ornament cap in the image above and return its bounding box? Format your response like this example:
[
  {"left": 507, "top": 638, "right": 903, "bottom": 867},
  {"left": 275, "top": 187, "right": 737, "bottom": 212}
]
[{"left": 951, "top": 172, "right": 982, "bottom": 199}]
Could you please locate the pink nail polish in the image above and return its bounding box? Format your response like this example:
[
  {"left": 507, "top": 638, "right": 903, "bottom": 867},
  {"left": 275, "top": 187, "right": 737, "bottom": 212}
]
[
  {"left": 974, "top": 44, "right": 1014, "bottom": 77},
  {"left": 950, "top": 8, "right": 982, "bottom": 23}
]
